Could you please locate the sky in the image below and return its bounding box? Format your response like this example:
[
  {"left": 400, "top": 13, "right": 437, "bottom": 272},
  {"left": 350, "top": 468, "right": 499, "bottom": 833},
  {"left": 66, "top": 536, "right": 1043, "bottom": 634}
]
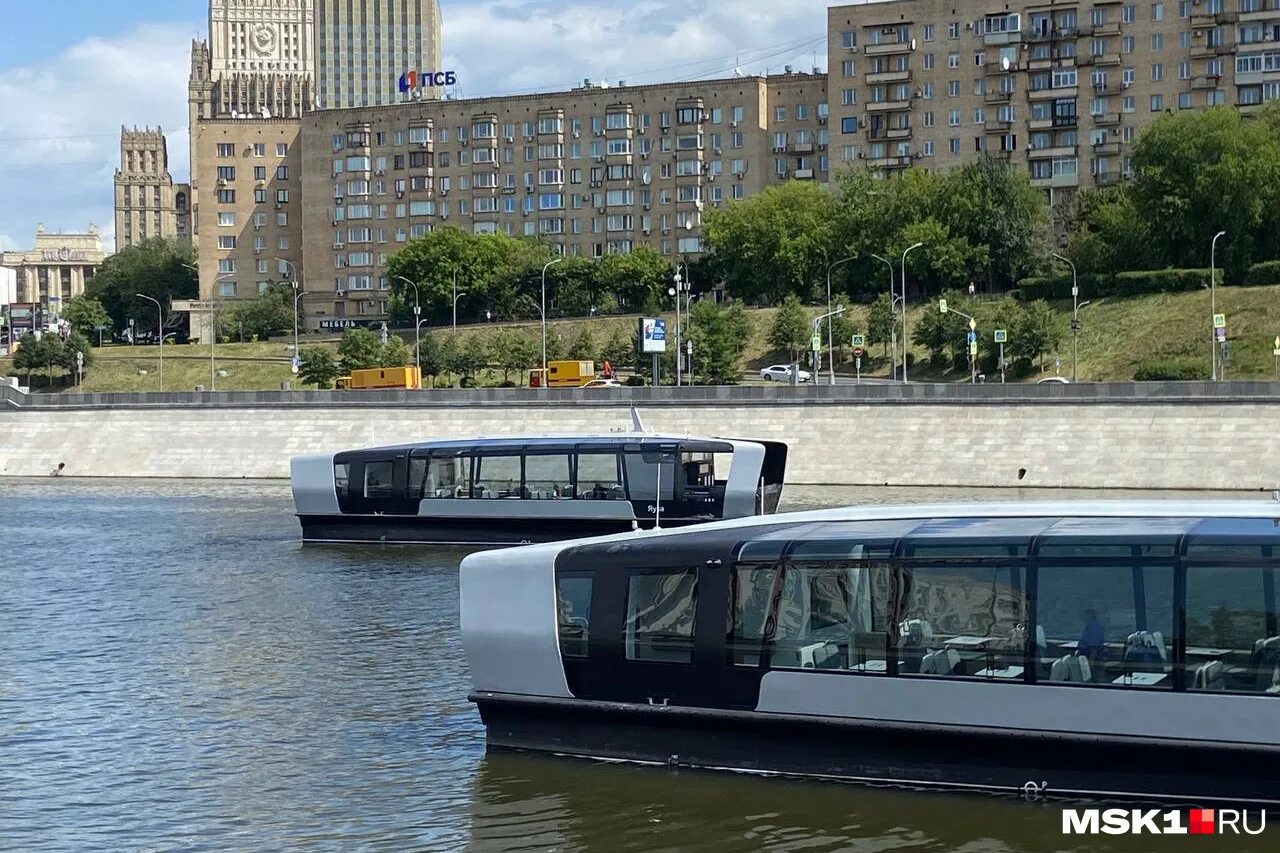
[{"left": 0, "top": 0, "right": 830, "bottom": 254}]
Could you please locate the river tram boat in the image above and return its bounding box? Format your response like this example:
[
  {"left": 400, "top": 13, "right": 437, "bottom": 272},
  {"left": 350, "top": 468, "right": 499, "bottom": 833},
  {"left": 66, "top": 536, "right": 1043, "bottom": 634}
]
[
  {"left": 290, "top": 429, "right": 787, "bottom": 545},
  {"left": 462, "top": 501, "right": 1280, "bottom": 806}
]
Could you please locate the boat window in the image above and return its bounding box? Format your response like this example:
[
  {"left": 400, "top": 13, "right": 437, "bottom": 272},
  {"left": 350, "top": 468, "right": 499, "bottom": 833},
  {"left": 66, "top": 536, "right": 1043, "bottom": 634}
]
[
  {"left": 624, "top": 569, "right": 697, "bottom": 664},
  {"left": 622, "top": 448, "right": 677, "bottom": 502},
  {"left": 417, "top": 452, "right": 472, "bottom": 498},
  {"left": 575, "top": 452, "right": 624, "bottom": 500},
  {"left": 1037, "top": 563, "right": 1174, "bottom": 688},
  {"left": 556, "top": 573, "right": 593, "bottom": 658},
  {"left": 728, "top": 564, "right": 778, "bottom": 666},
  {"left": 334, "top": 462, "right": 350, "bottom": 498},
  {"left": 474, "top": 454, "right": 522, "bottom": 499},
  {"left": 525, "top": 453, "right": 571, "bottom": 499},
  {"left": 894, "top": 564, "right": 1027, "bottom": 680},
  {"left": 1185, "top": 565, "right": 1277, "bottom": 693},
  {"left": 679, "top": 451, "right": 715, "bottom": 488},
  {"left": 762, "top": 562, "right": 892, "bottom": 672},
  {"left": 363, "top": 460, "right": 395, "bottom": 498}
]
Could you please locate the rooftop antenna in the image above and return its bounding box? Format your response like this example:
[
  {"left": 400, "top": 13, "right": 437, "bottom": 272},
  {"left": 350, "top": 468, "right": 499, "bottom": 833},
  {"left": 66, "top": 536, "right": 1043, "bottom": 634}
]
[{"left": 733, "top": 53, "right": 743, "bottom": 77}]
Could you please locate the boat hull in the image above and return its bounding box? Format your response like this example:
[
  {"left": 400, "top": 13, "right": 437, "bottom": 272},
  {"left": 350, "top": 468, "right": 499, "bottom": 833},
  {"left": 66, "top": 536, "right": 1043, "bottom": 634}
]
[
  {"left": 472, "top": 692, "right": 1280, "bottom": 807},
  {"left": 296, "top": 514, "right": 704, "bottom": 546}
]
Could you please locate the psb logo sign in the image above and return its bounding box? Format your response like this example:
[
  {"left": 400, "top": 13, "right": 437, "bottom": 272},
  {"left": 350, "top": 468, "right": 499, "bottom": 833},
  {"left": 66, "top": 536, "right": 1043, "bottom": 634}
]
[
  {"left": 1062, "top": 808, "right": 1266, "bottom": 836},
  {"left": 398, "top": 70, "right": 458, "bottom": 91}
]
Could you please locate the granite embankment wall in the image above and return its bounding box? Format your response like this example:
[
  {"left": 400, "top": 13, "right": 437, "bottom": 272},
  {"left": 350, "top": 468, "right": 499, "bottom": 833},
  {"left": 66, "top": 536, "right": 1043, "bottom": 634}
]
[{"left": 1, "top": 383, "right": 1278, "bottom": 489}]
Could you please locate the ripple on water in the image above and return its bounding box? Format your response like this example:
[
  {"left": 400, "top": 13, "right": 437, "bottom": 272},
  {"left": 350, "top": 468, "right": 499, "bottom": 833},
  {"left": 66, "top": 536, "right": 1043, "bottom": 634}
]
[{"left": 1, "top": 479, "right": 1272, "bottom": 852}]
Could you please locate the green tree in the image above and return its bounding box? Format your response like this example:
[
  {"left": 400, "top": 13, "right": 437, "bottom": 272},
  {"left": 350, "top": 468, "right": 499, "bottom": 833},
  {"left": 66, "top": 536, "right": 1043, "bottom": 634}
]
[
  {"left": 490, "top": 328, "right": 539, "bottom": 384},
  {"left": 60, "top": 296, "right": 111, "bottom": 343},
  {"left": 594, "top": 245, "right": 671, "bottom": 313},
  {"left": 688, "top": 301, "right": 752, "bottom": 384},
  {"left": 940, "top": 156, "right": 1050, "bottom": 287},
  {"left": 768, "top": 295, "right": 811, "bottom": 361},
  {"left": 12, "top": 333, "right": 64, "bottom": 387},
  {"left": 912, "top": 289, "right": 970, "bottom": 366},
  {"left": 1061, "top": 187, "right": 1158, "bottom": 275},
  {"left": 298, "top": 347, "right": 340, "bottom": 388},
  {"left": 337, "top": 328, "right": 384, "bottom": 372},
  {"left": 1011, "top": 299, "right": 1064, "bottom": 370},
  {"left": 703, "top": 180, "right": 839, "bottom": 303},
  {"left": 380, "top": 334, "right": 413, "bottom": 368},
  {"left": 600, "top": 326, "right": 635, "bottom": 371},
  {"left": 447, "top": 334, "right": 488, "bottom": 386},
  {"left": 57, "top": 331, "right": 94, "bottom": 381},
  {"left": 1129, "top": 106, "right": 1280, "bottom": 279},
  {"left": 544, "top": 328, "right": 567, "bottom": 361},
  {"left": 418, "top": 333, "right": 445, "bottom": 387},
  {"left": 866, "top": 292, "right": 895, "bottom": 358},
  {"left": 84, "top": 238, "right": 197, "bottom": 333},
  {"left": 220, "top": 282, "right": 293, "bottom": 341},
  {"left": 567, "top": 325, "right": 597, "bottom": 361}
]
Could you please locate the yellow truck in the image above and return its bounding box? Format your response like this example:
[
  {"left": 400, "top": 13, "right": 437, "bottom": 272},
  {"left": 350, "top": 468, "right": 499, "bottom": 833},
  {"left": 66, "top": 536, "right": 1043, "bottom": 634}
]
[
  {"left": 528, "top": 360, "right": 595, "bottom": 388},
  {"left": 335, "top": 366, "right": 422, "bottom": 390}
]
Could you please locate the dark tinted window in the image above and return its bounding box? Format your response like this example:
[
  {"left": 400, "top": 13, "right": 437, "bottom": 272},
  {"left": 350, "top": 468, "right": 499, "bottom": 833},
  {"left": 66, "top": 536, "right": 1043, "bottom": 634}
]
[
  {"left": 625, "top": 570, "right": 696, "bottom": 663},
  {"left": 556, "top": 574, "right": 593, "bottom": 658},
  {"left": 363, "top": 461, "right": 395, "bottom": 498},
  {"left": 1186, "top": 565, "right": 1277, "bottom": 693}
]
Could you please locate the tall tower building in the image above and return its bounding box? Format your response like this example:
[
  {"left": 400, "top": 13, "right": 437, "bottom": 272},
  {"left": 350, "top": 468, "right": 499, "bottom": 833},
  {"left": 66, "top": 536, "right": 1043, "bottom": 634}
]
[
  {"left": 316, "top": 0, "right": 443, "bottom": 108},
  {"left": 204, "top": 0, "right": 317, "bottom": 118},
  {"left": 114, "top": 127, "right": 189, "bottom": 249}
]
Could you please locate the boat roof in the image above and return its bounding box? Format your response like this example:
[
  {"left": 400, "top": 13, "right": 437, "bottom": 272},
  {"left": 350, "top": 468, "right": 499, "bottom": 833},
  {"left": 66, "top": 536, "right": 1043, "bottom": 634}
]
[
  {"left": 330, "top": 433, "right": 770, "bottom": 455},
  {"left": 470, "top": 500, "right": 1280, "bottom": 568}
]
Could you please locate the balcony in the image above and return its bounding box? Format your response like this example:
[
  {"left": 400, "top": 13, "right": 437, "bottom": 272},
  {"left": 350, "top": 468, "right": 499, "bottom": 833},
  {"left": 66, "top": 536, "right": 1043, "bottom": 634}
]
[
  {"left": 1191, "top": 43, "right": 1232, "bottom": 59},
  {"left": 865, "top": 40, "right": 914, "bottom": 56},
  {"left": 868, "top": 155, "right": 913, "bottom": 170},
  {"left": 1191, "top": 12, "right": 1238, "bottom": 27},
  {"left": 984, "top": 119, "right": 1014, "bottom": 134},
  {"left": 1025, "top": 26, "right": 1077, "bottom": 44},
  {"left": 985, "top": 61, "right": 1018, "bottom": 76},
  {"left": 984, "top": 29, "right": 1023, "bottom": 47},
  {"left": 1083, "top": 23, "right": 1122, "bottom": 37},
  {"left": 868, "top": 126, "right": 913, "bottom": 141},
  {"left": 1192, "top": 74, "right": 1223, "bottom": 89},
  {"left": 985, "top": 89, "right": 1015, "bottom": 104},
  {"left": 1240, "top": 7, "right": 1280, "bottom": 23},
  {"left": 792, "top": 168, "right": 815, "bottom": 180},
  {"left": 1091, "top": 53, "right": 1122, "bottom": 67},
  {"left": 866, "top": 99, "right": 913, "bottom": 112},
  {"left": 867, "top": 69, "right": 912, "bottom": 84},
  {"left": 1029, "top": 144, "right": 1077, "bottom": 158},
  {"left": 1029, "top": 117, "right": 1055, "bottom": 130},
  {"left": 1094, "top": 171, "right": 1121, "bottom": 186},
  {"left": 788, "top": 142, "right": 815, "bottom": 153},
  {"left": 1091, "top": 141, "right": 1121, "bottom": 156},
  {"left": 1093, "top": 112, "right": 1121, "bottom": 126},
  {"left": 1053, "top": 113, "right": 1079, "bottom": 128},
  {"left": 1030, "top": 172, "right": 1081, "bottom": 188}
]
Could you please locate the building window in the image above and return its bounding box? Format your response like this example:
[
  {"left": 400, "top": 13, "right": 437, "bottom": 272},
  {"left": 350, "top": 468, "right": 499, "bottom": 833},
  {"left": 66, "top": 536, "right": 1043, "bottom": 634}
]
[
  {"left": 948, "top": 53, "right": 960, "bottom": 69},
  {"left": 1151, "top": 33, "right": 1163, "bottom": 52},
  {"left": 217, "top": 236, "right": 236, "bottom": 249},
  {"left": 277, "top": 189, "right": 289, "bottom": 203},
  {"left": 841, "top": 116, "right": 859, "bottom": 134},
  {"left": 841, "top": 30, "right": 856, "bottom": 49},
  {"left": 1150, "top": 93, "right": 1163, "bottom": 110},
  {"left": 217, "top": 213, "right": 235, "bottom": 227},
  {"left": 217, "top": 143, "right": 235, "bottom": 157}
]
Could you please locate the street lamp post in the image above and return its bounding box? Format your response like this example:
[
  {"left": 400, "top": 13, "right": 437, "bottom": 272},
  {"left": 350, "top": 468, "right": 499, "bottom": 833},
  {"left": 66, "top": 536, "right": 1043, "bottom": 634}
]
[
  {"left": 1210, "top": 230, "right": 1226, "bottom": 381},
  {"left": 671, "top": 265, "right": 690, "bottom": 386},
  {"left": 825, "top": 255, "right": 857, "bottom": 386},
  {"left": 1051, "top": 252, "right": 1079, "bottom": 382},
  {"left": 900, "top": 242, "right": 924, "bottom": 383},
  {"left": 451, "top": 268, "right": 467, "bottom": 335},
  {"left": 276, "top": 258, "right": 301, "bottom": 359},
  {"left": 869, "top": 253, "right": 895, "bottom": 377},
  {"left": 540, "top": 257, "right": 564, "bottom": 386},
  {"left": 392, "top": 274, "right": 422, "bottom": 370},
  {"left": 136, "top": 293, "right": 163, "bottom": 391}
]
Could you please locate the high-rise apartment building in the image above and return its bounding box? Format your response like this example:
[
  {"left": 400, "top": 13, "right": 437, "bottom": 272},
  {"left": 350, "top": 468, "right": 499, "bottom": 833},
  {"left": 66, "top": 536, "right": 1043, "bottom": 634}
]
[
  {"left": 827, "top": 0, "right": 1266, "bottom": 204},
  {"left": 114, "top": 127, "right": 189, "bottom": 249},
  {"left": 316, "top": 0, "right": 444, "bottom": 109},
  {"left": 294, "top": 73, "right": 828, "bottom": 328}
]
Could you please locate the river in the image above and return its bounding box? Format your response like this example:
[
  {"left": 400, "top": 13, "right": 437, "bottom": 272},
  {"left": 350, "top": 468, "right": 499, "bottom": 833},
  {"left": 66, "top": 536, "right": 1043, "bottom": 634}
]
[{"left": 0, "top": 479, "right": 1271, "bottom": 852}]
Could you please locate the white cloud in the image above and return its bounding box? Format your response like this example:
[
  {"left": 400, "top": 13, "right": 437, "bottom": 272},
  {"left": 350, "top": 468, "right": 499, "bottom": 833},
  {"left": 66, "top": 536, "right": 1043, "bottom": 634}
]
[
  {"left": 439, "top": 1, "right": 828, "bottom": 97},
  {"left": 0, "top": 2, "right": 827, "bottom": 255},
  {"left": 0, "top": 23, "right": 195, "bottom": 254}
]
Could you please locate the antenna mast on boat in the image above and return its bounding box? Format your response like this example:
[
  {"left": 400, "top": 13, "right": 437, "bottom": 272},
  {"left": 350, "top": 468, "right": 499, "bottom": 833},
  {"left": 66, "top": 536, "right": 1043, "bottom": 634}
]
[{"left": 630, "top": 406, "right": 648, "bottom": 433}]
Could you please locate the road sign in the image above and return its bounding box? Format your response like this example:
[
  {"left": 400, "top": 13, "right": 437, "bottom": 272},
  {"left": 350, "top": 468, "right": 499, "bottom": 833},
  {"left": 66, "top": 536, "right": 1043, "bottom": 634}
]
[
  {"left": 291, "top": 355, "right": 301, "bottom": 375},
  {"left": 993, "top": 329, "right": 1008, "bottom": 343},
  {"left": 75, "top": 350, "right": 83, "bottom": 365},
  {"left": 1215, "top": 327, "right": 1227, "bottom": 343},
  {"left": 968, "top": 317, "right": 976, "bottom": 330},
  {"left": 852, "top": 346, "right": 865, "bottom": 358},
  {"left": 966, "top": 330, "right": 977, "bottom": 344},
  {"left": 851, "top": 334, "right": 865, "bottom": 348},
  {"left": 1213, "top": 313, "right": 1226, "bottom": 329},
  {"left": 810, "top": 333, "right": 821, "bottom": 352},
  {"left": 968, "top": 341, "right": 978, "bottom": 356},
  {"left": 939, "top": 298, "right": 949, "bottom": 313},
  {"left": 172, "top": 299, "right": 216, "bottom": 313}
]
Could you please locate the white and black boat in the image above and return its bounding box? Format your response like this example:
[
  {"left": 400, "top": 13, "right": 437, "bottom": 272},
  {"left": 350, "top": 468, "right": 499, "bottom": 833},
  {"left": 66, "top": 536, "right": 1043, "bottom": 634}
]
[
  {"left": 462, "top": 501, "right": 1280, "bottom": 805},
  {"left": 290, "top": 423, "right": 787, "bottom": 545}
]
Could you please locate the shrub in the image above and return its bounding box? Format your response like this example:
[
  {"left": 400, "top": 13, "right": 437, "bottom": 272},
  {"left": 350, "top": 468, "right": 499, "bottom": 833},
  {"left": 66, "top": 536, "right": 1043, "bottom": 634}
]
[
  {"left": 1244, "top": 260, "right": 1280, "bottom": 285},
  {"left": 1132, "top": 358, "right": 1207, "bottom": 381},
  {"left": 624, "top": 374, "right": 647, "bottom": 386},
  {"left": 1112, "top": 269, "right": 1207, "bottom": 295},
  {"left": 1014, "top": 269, "right": 1208, "bottom": 300}
]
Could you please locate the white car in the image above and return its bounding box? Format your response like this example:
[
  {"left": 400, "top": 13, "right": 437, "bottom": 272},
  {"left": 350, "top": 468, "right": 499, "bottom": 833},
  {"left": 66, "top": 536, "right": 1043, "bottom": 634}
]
[
  {"left": 760, "top": 364, "right": 811, "bottom": 382},
  {"left": 580, "top": 378, "right": 622, "bottom": 389}
]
